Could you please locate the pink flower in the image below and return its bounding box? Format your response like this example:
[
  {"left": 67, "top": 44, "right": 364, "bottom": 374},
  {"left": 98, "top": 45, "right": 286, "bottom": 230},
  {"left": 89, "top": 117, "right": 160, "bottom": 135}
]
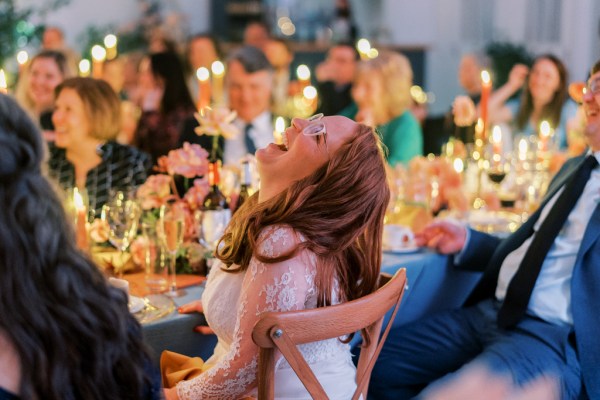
[
  {"left": 136, "top": 174, "right": 173, "bottom": 210},
  {"left": 183, "top": 178, "right": 210, "bottom": 211},
  {"left": 157, "top": 143, "right": 209, "bottom": 178},
  {"left": 89, "top": 218, "right": 109, "bottom": 243},
  {"left": 194, "top": 107, "right": 239, "bottom": 139},
  {"left": 129, "top": 236, "right": 149, "bottom": 267},
  {"left": 452, "top": 96, "right": 477, "bottom": 127}
]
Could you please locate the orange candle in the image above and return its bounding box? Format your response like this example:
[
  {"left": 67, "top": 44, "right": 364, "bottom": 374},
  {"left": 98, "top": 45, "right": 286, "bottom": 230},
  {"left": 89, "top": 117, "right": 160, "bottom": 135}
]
[
  {"left": 73, "top": 189, "right": 89, "bottom": 250},
  {"left": 91, "top": 45, "right": 107, "bottom": 79},
  {"left": 211, "top": 61, "right": 225, "bottom": 106},
  {"left": 480, "top": 70, "right": 491, "bottom": 139},
  {"left": 196, "top": 67, "right": 211, "bottom": 111},
  {"left": 296, "top": 64, "right": 311, "bottom": 90}
]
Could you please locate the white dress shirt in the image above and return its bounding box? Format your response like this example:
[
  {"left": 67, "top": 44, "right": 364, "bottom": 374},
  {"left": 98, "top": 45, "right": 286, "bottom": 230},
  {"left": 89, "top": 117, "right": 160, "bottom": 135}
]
[
  {"left": 223, "top": 111, "right": 274, "bottom": 166},
  {"left": 495, "top": 152, "right": 600, "bottom": 325}
]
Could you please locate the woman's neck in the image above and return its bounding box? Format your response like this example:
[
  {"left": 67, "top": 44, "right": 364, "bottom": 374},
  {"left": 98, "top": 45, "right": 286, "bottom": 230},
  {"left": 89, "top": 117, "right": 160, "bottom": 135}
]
[{"left": 66, "top": 142, "right": 104, "bottom": 189}]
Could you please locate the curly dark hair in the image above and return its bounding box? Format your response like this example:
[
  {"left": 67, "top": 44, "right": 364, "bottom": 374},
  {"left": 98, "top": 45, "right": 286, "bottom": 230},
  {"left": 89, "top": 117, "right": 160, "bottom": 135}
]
[{"left": 0, "top": 94, "right": 158, "bottom": 399}]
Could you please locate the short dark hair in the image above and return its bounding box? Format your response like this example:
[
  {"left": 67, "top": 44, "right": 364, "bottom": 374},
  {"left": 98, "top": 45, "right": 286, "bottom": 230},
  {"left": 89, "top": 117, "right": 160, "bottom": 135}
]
[
  {"left": 592, "top": 59, "right": 600, "bottom": 75},
  {"left": 227, "top": 45, "right": 274, "bottom": 74}
]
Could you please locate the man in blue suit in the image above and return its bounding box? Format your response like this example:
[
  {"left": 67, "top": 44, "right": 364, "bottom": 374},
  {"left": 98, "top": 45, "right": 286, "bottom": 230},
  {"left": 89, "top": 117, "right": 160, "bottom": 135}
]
[{"left": 369, "top": 61, "right": 600, "bottom": 399}]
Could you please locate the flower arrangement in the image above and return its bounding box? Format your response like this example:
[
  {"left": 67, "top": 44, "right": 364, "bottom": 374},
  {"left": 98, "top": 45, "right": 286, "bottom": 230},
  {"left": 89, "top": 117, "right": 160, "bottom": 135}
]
[
  {"left": 194, "top": 106, "right": 239, "bottom": 161},
  {"left": 452, "top": 95, "right": 477, "bottom": 127}
]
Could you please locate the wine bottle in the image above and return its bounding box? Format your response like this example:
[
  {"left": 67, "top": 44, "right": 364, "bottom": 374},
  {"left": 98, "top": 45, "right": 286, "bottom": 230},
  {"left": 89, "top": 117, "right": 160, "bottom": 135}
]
[
  {"left": 235, "top": 160, "right": 252, "bottom": 212},
  {"left": 201, "top": 161, "right": 231, "bottom": 250},
  {"left": 203, "top": 161, "right": 229, "bottom": 211}
]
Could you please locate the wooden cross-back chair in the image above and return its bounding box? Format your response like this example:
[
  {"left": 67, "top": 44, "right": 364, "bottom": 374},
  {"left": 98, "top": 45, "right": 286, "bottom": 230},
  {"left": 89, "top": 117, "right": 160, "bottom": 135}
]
[{"left": 251, "top": 268, "right": 407, "bottom": 399}]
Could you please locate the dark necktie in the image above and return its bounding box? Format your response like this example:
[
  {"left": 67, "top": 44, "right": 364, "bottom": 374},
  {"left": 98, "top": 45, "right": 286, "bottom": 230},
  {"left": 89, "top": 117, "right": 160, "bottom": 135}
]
[
  {"left": 497, "top": 155, "right": 598, "bottom": 328},
  {"left": 244, "top": 123, "right": 256, "bottom": 154}
]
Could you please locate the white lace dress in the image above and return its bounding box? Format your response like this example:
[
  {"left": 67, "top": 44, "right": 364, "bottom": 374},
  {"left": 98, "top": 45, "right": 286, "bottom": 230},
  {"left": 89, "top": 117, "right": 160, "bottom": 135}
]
[{"left": 176, "top": 225, "right": 357, "bottom": 399}]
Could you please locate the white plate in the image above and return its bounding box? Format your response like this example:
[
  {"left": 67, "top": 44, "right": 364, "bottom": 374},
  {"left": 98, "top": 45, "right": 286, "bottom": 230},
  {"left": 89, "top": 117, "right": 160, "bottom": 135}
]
[
  {"left": 384, "top": 244, "right": 421, "bottom": 254},
  {"left": 129, "top": 295, "right": 145, "bottom": 314}
]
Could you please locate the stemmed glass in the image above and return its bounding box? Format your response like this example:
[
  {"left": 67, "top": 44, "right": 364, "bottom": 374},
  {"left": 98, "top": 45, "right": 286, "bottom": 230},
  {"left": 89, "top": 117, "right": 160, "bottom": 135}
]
[
  {"left": 197, "top": 209, "right": 231, "bottom": 275},
  {"left": 159, "top": 199, "right": 186, "bottom": 297},
  {"left": 102, "top": 192, "right": 141, "bottom": 277}
]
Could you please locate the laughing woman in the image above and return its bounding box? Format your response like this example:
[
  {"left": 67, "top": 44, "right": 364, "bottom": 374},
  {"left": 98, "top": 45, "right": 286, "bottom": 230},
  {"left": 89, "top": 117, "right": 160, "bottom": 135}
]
[
  {"left": 48, "top": 77, "right": 151, "bottom": 217},
  {"left": 164, "top": 115, "right": 390, "bottom": 399}
]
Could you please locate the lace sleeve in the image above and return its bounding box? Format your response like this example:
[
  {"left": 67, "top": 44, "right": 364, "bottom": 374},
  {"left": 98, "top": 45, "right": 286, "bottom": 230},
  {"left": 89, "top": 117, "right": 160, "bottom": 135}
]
[{"left": 176, "top": 225, "right": 316, "bottom": 400}]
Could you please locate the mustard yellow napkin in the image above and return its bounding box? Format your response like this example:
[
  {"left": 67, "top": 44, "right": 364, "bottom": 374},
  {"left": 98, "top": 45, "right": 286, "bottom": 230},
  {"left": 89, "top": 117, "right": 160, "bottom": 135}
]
[{"left": 160, "top": 350, "right": 209, "bottom": 389}]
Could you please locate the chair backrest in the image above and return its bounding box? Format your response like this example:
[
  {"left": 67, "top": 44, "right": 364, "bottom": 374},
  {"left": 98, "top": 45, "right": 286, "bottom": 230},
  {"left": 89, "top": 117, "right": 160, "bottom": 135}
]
[{"left": 251, "top": 268, "right": 407, "bottom": 400}]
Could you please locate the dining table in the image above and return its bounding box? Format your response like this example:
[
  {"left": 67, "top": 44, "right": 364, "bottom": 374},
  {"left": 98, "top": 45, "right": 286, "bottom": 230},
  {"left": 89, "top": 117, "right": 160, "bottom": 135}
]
[{"left": 137, "top": 248, "right": 482, "bottom": 367}]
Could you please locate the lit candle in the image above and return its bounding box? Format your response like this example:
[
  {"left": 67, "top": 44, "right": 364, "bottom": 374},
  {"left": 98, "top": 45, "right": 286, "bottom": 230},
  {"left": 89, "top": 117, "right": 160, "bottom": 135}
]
[
  {"left": 91, "top": 45, "right": 107, "bottom": 79},
  {"left": 274, "top": 116, "right": 285, "bottom": 144},
  {"left": 16, "top": 50, "right": 29, "bottom": 74},
  {"left": 356, "top": 38, "right": 371, "bottom": 60},
  {"left": 539, "top": 120, "right": 552, "bottom": 152},
  {"left": 211, "top": 60, "right": 225, "bottom": 105},
  {"left": 104, "top": 34, "right": 118, "bottom": 60},
  {"left": 73, "top": 189, "right": 89, "bottom": 250},
  {"left": 78, "top": 59, "right": 91, "bottom": 77},
  {"left": 453, "top": 158, "right": 464, "bottom": 174},
  {"left": 196, "top": 67, "right": 211, "bottom": 111},
  {"left": 491, "top": 125, "right": 502, "bottom": 155},
  {"left": 518, "top": 138, "right": 528, "bottom": 161},
  {"left": 303, "top": 85, "right": 318, "bottom": 113},
  {"left": 0, "top": 69, "right": 7, "bottom": 94},
  {"left": 296, "top": 64, "right": 311, "bottom": 90},
  {"left": 480, "top": 70, "right": 492, "bottom": 139}
]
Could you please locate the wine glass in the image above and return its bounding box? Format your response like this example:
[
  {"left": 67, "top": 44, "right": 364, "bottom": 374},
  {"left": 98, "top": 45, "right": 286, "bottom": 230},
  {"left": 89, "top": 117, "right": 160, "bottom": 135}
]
[
  {"left": 102, "top": 193, "right": 141, "bottom": 277},
  {"left": 159, "top": 199, "right": 186, "bottom": 297}
]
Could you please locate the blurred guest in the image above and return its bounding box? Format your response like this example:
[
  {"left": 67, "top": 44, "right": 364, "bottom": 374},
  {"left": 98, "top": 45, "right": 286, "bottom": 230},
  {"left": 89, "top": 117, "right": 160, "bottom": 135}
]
[
  {"left": 14, "top": 50, "right": 74, "bottom": 138},
  {"left": 185, "top": 33, "right": 221, "bottom": 104},
  {"left": 49, "top": 78, "right": 151, "bottom": 217},
  {"left": 343, "top": 50, "right": 423, "bottom": 166},
  {"left": 40, "top": 25, "right": 80, "bottom": 73},
  {"left": 132, "top": 51, "right": 196, "bottom": 164},
  {"left": 179, "top": 46, "right": 275, "bottom": 165},
  {"left": 243, "top": 21, "right": 270, "bottom": 51},
  {"left": 444, "top": 52, "right": 490, "bottom": 144},
  {"left": 315, "top": 42, "right": 359, "bottom": 116},
  {"left": 102, "top": 57, "right": 127, "bottom": 98},
  {"left": 0, "top": 93, "right": 160, "bottom": 400},
  {"left": 369, "top": 59, "right": 600, "bottom": 399},
  {"left": 488, "top": 54, "right": 577, "bottom": 149},
  {"left": 163, "top": 116, "right": 389, "bottom": 399},
  {"left": 264, "top": 38, "right": 294, "bottom": 117}
]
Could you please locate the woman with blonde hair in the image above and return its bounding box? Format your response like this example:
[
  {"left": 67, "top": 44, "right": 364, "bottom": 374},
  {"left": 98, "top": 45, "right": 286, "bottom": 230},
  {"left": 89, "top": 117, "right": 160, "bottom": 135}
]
[
  {"left": 164, "top": 115, "right": 390, "bottom": 399},
  {"left": 343, "top": 50, "right": 423, "bottom": 166},
  {"left": 48, "top": 77, "right": 151, "bottom": 217}
]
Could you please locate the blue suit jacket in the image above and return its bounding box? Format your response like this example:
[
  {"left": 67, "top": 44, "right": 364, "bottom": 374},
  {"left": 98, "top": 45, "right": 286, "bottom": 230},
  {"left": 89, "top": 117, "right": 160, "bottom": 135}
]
[{"left": 454, "top": 153, "right": 600, "bottom": 397}]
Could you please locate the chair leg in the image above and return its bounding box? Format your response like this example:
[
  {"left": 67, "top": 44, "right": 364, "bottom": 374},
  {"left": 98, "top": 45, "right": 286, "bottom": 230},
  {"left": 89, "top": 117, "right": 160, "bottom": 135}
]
[{"left": 258, "top": 348, "right": 275, "bottom": 400}]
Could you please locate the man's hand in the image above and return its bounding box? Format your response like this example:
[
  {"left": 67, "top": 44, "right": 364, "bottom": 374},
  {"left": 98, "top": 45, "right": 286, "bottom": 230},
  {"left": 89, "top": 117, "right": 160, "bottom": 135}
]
[{"left": 414, "top": 220, "right": 467, "bottom": 254}]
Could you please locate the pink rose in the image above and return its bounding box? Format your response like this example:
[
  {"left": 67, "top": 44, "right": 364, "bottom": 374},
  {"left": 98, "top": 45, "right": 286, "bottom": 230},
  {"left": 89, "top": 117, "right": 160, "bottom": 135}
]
[
  {"left": 159, "top": 143, "right": 209, "bottom": 178},
  {"left": 129, "top": 236, "right": 149, "bottom": 267},
  {"left": 452, "top": 96, "right": 477, "bottom": 127},
  {"left": 183, "top": 178, "right": 210, "bottom": 211},
  {"left": 89, "top": 218, "right": 110, "bottom": 243},
  {"left": 136, "top": 174, "right": 173, "bottom": 210},
  {"left": 194, "top": 107, "right": 239, "bottom": 139}
]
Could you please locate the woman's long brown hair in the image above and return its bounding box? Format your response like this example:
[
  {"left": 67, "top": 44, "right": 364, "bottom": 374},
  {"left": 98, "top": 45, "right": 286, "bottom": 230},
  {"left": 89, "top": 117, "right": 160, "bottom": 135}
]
[{"left": 216, "top": 123, "right": 390, "bottom": 343}]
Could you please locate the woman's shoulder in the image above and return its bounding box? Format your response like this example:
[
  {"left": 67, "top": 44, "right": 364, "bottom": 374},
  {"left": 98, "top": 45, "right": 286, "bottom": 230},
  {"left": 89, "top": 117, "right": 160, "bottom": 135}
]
[
  {"left": 103, "top": 141, "right": 151, "bottom": 164},
  {"left": 256, "top": 224, "right": 305, "bottom": 258}
]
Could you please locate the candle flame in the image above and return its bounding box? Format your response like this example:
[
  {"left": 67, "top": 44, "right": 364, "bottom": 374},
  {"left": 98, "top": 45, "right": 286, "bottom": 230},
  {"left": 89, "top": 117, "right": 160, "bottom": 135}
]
[
  {"left": 296, "top": 64, "right": 310, "bottom": 81},
  {"left": 356, "top": 38, "right": 371, "bottom": 54},
  {"left": 196, "top": 67, "right": 210, "bottom": 81},
  {"left": 492, "top": 125, "right": 502, "bottom": 143},
  {"left": 0, "top": 70, "right": 7, "bottom": 93},
  {"left": 73, "top": 189, "right": 85, "bottom": 211},
  {"left": 211, "top": 60, "right": 224, "bottom": 76},
  {"left": 453, "top": 158, "right": 464, "bottom": 173},
  {"left": 103, "top": 34, "right": 117, "bottom": 48},
  {"left": 539, "top": 120, "right": 551, "bottom": 137},
  {"left": 91, "top": 45, "right": 107, "bottom": 62},
  {"left": 275, "top": 116, "right": 285, "bottom": 133},
  {"left": 481, "top": 70, "right": 491, "bottom": 85},
  {"left": 303, "top": 85, "right": 317, "bottom": 100},
  {"left": 17, "top": 50, "right": 29, "bottom": 65},
  {"left": 79, "top": 59, "right": 91, "bottom": 76}
]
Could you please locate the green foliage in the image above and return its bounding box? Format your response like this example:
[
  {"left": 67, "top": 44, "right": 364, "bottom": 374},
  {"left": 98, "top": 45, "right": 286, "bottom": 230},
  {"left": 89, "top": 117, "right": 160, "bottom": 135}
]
[
  {"left": 0, "top": 0, "right": 34, "bottom": 66},
  {"left": 485, "top": 41, "right": 533, "bottom": 90}
]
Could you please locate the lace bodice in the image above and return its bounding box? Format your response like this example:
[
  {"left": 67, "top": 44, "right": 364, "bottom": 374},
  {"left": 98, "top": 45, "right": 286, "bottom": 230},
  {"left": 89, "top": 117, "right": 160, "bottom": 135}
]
[{"left": 176, "top": 225, "right": 356, "bottom": 399}]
